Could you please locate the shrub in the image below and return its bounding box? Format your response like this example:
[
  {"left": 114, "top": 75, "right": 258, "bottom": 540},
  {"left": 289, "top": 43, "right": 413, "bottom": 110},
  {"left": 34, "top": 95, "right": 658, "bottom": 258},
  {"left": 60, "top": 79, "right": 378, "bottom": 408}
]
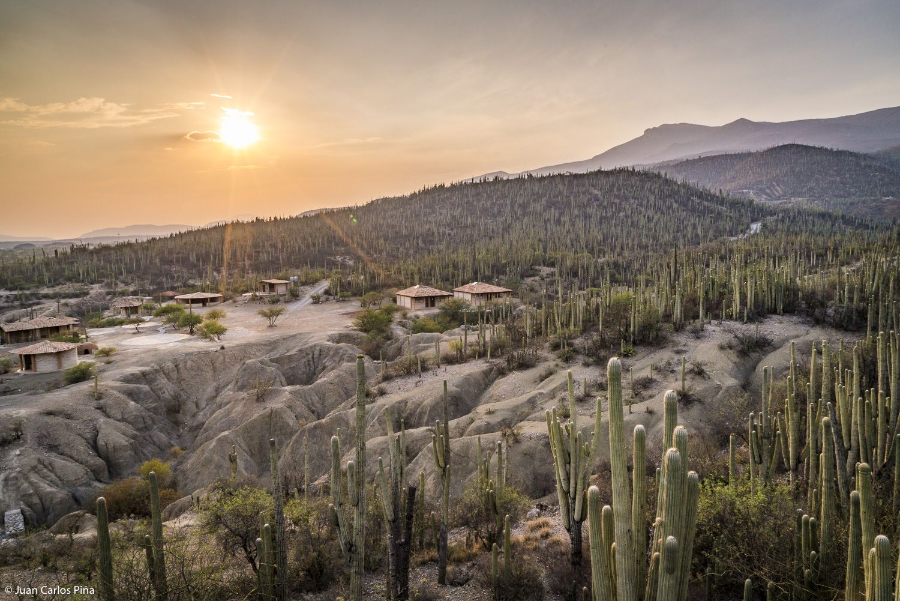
[
  {"left": 693, "top": 480, "right": 798, "bottom": 596},
  {"left": 49, "top": 332, "right": 82, "bottom": 343},
  {"left": 453, "top": 480, "right": 531, "bottom": 549},
  {"left": 359, "top": 291, "right": 386, "bottom": 308},
  {"left": 0, "top": 357, "right": 15, "bottom": 374},
  {"left": 285, "top": 496, "right": 342, "bottom": 592},
  {"left": 137, "top": 459, "right": 174, "bottom": 488},
  {"left": 153, "top": 304, "right": 185, "bottom": 317},
  {"left": 197, "top": 320, "right": 227, "bottom": 341},
  {"left": 99, "top": 477, "right": 178, "bottom": 521},
  {"left": 475, "top": 550, "right": 544, "bottom": 601},
  {"left": 177, "top": 312, "right": 203, "bottom": 332},
  {"left": 204, "top": 308, "right": 226, "bottom": 320},
  {"left": 201, "top": 481, "right": 273, "bottom": 572},
  {"left": 258, "top": 306, "right": 286, "bottom": 327},
  {"left": 352, "top": 307, "right": 393, "bottom": 337},
  {"left": 63, "top": 362, "right": 94, "bottom": 385},
  {"left": 410, "top": 317, "right": 443, "bottom": 334},
  {"left": 437, "top": 298, "right": 471, "bottom": 328},
  {"left": 95, "top": 346, "right": 117, "bottom": 357}
]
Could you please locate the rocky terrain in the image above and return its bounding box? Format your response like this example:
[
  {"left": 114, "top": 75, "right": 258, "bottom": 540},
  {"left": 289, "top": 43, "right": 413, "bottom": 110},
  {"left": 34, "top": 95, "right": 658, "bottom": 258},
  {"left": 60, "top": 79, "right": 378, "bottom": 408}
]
[{"left": 0, "top": 295, "right": 858, "bottom": 531}]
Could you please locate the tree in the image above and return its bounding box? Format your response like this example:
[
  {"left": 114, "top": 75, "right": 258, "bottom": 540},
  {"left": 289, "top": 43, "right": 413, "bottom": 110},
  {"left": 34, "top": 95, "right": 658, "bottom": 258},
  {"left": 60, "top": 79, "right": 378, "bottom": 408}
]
[
  {"left": 138, "top": 459, "right": 174, "bottom": 488},
  {"left": 201, "top": 482, "right": 273, "bottom": 573},
  {"left": 258, "top": 306, "right": 286, "bottom": 327},
  {"left": 177, "top": 311, "right": 203, "bottom": 334},
  {"left": 197, "top": 320, "right": 227, "bottom": 341}
]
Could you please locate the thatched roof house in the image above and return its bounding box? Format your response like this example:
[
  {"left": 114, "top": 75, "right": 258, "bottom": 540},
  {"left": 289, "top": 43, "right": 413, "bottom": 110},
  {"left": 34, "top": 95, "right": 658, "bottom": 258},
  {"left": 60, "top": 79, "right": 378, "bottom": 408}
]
[
  {"left": 11, "top": 341, "right": 79, "bottom": 373},
  {"left": 396, "top": 285, "right": 453, "bottom": 310},
  {"left": 0, "top": 316, "right": 79, "bottom": 344}
]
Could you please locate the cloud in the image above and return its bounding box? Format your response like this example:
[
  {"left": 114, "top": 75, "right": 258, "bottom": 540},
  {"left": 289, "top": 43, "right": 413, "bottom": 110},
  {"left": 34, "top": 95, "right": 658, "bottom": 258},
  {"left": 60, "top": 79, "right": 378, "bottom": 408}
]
[
  {"left": 0, "top": 97, "right": 194, "bottom": 128},
  {"left": 185, "top": 130, "right": 221, "bottom": 142},
  {"left": 211, "top": 93, "right": 233, "bottom": 99}
]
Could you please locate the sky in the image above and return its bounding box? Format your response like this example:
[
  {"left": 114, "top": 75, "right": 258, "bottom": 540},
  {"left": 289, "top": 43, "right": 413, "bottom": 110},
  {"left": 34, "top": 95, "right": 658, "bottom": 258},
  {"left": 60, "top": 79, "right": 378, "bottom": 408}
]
[{"left": 1, "top": 0, "right": 899, "bottom": 239}]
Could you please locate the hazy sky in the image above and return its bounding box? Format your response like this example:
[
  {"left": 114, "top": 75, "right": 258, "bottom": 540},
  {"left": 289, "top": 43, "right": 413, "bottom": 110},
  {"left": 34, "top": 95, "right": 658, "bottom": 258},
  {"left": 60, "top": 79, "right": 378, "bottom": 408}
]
[{"left": 1, "top": 0, "right": 898, "bottom": 238}]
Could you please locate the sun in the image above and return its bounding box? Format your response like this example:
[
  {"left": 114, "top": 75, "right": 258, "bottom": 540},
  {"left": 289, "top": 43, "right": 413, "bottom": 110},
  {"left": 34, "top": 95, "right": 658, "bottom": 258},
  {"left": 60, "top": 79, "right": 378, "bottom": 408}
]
[{"left": 218, "top": 108, "right": 260, "bottom": 148}]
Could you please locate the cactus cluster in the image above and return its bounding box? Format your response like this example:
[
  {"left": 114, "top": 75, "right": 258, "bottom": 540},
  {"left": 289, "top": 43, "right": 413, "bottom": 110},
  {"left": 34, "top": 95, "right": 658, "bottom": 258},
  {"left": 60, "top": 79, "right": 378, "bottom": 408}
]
[
  {"left": 546, "top": 369, "right": 602, "bottom": 564},
  {"left": 584, "top": 359, "right": 699, "bottom": 601},
  {"left": 378, "top": 412, "right": 417, "bottom": 601},
  {"left": 431, "top": 379, "right": 452, "bottom": 584},
  {"left": 329, "top": 356, "right": 368, "bottom": 601}
]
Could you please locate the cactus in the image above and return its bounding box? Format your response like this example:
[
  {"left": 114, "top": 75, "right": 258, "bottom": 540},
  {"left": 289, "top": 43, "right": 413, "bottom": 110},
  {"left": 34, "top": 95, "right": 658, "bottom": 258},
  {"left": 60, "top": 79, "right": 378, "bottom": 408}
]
[
  {"left": 432, "top": 379, "right": 451, "bottom": 584},
  {"left": 269, "top": 438, "right": 287, "bottom": 601},
  {"left": 503, "top": 514, "right": 512, "bottom": 579},
  {"left": 259, "top": 521, "right": 275, "bottom": 601},
  {"left": 491, "top": 543, "right": 500, "bottom": 600},
  {"left": 378, "top": 413, "right": 416, "bottom": 600},
  {"left": 329, "top": 355, "right": 368, "bottom": 601},
  {"left": 547, "top": 369, "right": 602, "bottom": 564},
  {"left": 96, "top": 497, "right": 114, "bottom": 601},
  {"left": 846, "top": 491, "right": 862, "bottom": 601},
  {"left": 228, "top": 445, "right": 238, "bottom": 481},
  {"left": 586, "top": 362, "right": 699, "bottom": 601},
  {"left": 148, "top": 471, "right": 168, "bottom": 601}
]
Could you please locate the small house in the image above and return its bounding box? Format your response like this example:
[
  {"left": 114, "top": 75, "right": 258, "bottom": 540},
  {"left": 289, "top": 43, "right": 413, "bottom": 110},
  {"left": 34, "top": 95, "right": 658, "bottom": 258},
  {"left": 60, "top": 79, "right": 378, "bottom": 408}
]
[
  {"left": 111, "top": 298, "right": 143, "bottom": 317},
  {"left": 260, "top": 279, "right": 291, "bottom": 295},
  {"left": 453, "top": 282, "right": 513, "bottom": 306},
  {"left": 395, "top": 285, "right": 453, "bottom": 310},
  {"left": 10, "top": 341, "right": 79, "bottom": 373},
  {"left": 0, "top": 316, "right": 79, "bottom": 345},
  {"left": 174, "top": 292, "right": 224, "bottom": 307}
]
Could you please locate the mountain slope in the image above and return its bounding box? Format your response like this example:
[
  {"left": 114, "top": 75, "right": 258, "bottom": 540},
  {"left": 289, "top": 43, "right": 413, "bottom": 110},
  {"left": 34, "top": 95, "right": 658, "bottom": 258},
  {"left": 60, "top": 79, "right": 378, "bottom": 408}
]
[
  {"left": 3, "top": 170, "right": 785, "bottom": 291},
  {"left": 484, "top": 106, "right": 900, "bottom": 178},
  {"left": 78, "top": 223, "right": 194, "bottom": 238},
  {"left": 645, "top": 144, "right": 900, "bottom": 202}
]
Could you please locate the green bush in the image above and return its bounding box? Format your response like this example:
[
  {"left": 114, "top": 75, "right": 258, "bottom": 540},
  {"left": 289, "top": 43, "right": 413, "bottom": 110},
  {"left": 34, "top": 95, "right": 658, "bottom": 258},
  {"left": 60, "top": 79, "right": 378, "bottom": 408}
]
[
  {"left": 0, "top": 357, "right": 15, "bottom": 374},
  {"left": 201, "top": 481, "right": 273, "bottom": 572},
  {"left": 204, "top": 308, "right": 226, "bottom": 320},
  {"left": 453, "top": 480, "right": 531, "bottom": 549},
  {"left": 98, "top": 476, "right": 178, "bottom": 521},
  {"left": 153, "top": 304, "right": 185, "bottom": 317},
  {"left": 410, "top": 316, "right": 443, "bottom": 334},
  {"left": 63, "top": 362, "right": 94, "bottom": 385},
  {"left": 437, "top": 298, "right": 471, "bottom": 328},
  {"left": 138, "top": 459, "right": 174, "bottom": 488},
  {"left": 694, "top": 479, "right": 799, "bottom": 595},
  {"left": 352, "top": 307, "right": 393, "bottom": 337},
  {"left": 95, "top": 347, "right": 117, "bottom": 358},
  {"left": 197, "top": 320, "right": 227, "bottom": 341},
  {"left": 49, "top": 332, "right": 82, "bottom": 343},
  {"left": 177, "top": 312, "right": 203, "bottom": 331},
  {"left": 285, "top": 496, "right": 343, "bottom": 592}
]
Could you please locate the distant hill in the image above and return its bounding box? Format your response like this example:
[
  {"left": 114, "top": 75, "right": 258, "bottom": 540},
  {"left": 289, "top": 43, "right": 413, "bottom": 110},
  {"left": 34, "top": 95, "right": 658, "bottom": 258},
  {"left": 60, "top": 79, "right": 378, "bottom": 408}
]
[
  {"left": 646, "top": 144, "right": 900, "bottom": 200},
  {"left": 479, "top": 106, "right": 900, "bottom": 178},
  {"left": 0, "top": 233, "right": 51, "bottom": 242},
  {"left": 78, "top": 223, "right": 194, "bottom": 239}
]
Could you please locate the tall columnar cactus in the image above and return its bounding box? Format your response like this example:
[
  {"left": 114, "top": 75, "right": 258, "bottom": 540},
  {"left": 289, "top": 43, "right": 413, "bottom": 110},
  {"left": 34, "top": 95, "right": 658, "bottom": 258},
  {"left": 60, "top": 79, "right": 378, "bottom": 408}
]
[
  {"left": 378, "top": 413, "right": 416, "bottom": 601},
  {"left": 259, "top": 521, "right": 275, "bottom": 601},
  {"left": 846, "top": 491, "right": 862, "bottom": 601},
  {"left": 547, "top": 369, "right": 602, "bottom": 565},
  {"left": 606, "top": 357, "right": 637, "bottom": 601},
  {"left": 96, "top": 497, "right": 114, "bottom": 601},
  {"left": 329, "top": 355, "right": 367, "bottom": 601},
  {"left": 148, "top": 471, "right": 168, "bottom": 601},
  {"left": 269, "top": 438, "right": 287, "bottom": 601},
  {"left": 229, "top": 444, "right": 238, "bottom": 481},
  {"left": 819, "top": 418, "right": 836, "bottom": 576},
  {"left": 587, "top": 363, "right": 698, "bottom": 601},
  {"left": 432, "top": 379, "right": 451, "bottom": 584}
]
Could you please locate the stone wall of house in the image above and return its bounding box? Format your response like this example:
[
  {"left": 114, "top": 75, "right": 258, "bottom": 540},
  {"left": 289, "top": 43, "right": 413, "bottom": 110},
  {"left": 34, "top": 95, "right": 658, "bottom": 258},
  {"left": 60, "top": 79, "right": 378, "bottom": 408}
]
[{"left": 34, "top": 349, "right": 77, "bottom": 372}]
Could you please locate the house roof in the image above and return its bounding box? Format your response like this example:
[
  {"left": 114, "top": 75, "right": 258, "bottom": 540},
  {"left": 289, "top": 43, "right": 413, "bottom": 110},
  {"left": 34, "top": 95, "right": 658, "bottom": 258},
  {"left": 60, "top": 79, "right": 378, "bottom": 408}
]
[
  {"left": 0, "top": 316, "right": 79, "bottom": 333},
  {"left": 159, "top": 291, "right": 180, "bottom": 297},
  {"left": 396, "top": 285, "right": 453, "bottom": 298},
  {"left": 453, "top": 282, "right": 513, "bottom": 294},
  {"left": 261, "top": 279, "right": 291, "bottom": 284},
  {"left": 175, "top": 292, "right": 224, "bottom": 300},
  {"left": 11, "top": 341, "right": 78, "bottom": 355},
  {"left": 111, "top": 298, "right": 144, "bottom": 308}
]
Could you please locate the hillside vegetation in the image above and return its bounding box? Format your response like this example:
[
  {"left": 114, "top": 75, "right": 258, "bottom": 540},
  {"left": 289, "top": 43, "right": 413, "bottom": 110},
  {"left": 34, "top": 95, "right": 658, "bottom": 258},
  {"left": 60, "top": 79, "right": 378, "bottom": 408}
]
[
  {"left": 2, "top": 169, "right": 785, "bottom": 292},
  {"left": 647, "top": 144, "right": 900, "bottom": 210}
]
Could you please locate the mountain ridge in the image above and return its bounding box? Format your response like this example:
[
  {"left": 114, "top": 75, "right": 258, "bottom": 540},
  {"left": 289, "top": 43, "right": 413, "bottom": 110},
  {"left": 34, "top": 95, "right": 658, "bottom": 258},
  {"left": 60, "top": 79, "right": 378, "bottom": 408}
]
[{"left": 473, "top": 105, "right": 900, "bottom": 180}]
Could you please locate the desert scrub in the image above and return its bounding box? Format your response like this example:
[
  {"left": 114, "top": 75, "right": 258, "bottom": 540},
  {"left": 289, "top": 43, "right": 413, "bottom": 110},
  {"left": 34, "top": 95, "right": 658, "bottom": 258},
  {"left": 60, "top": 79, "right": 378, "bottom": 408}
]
[{"left": 63, "top": 362, "right": 94, "bottom": 384}]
